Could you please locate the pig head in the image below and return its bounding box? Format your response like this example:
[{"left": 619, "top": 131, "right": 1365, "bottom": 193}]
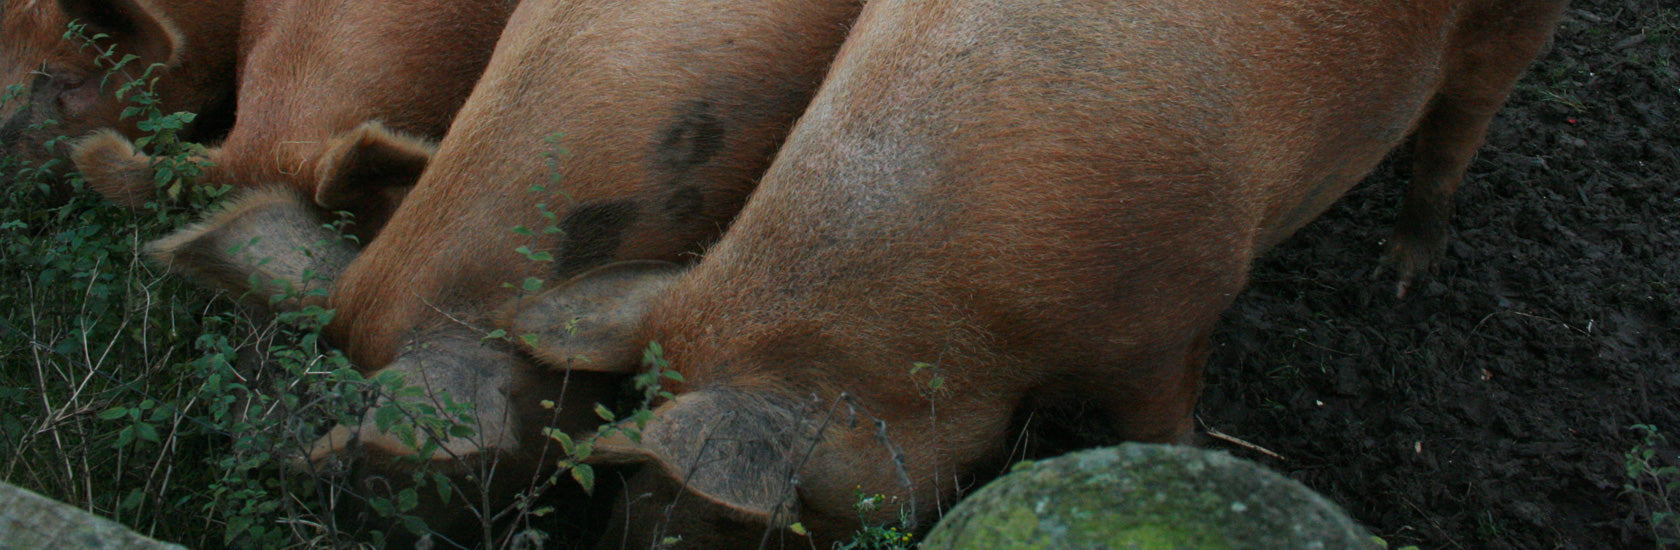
[
  {"left": 147, "top": 187, "right": 623, "bottom": 544},
  {"left": 138, "top": 0, "right": 867, "bottom": 542},
  {"left": 2, "top": 0, "right": 239, "bottom": 198},
  {"left": 70, "top": 0, "right": 514, "bottom": 240}
]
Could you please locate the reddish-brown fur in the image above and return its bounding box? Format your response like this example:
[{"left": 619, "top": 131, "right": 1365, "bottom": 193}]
[
  {"left": 130, "top": 0, "right": 861, "bottom": 542},
  {"left": 1, "top": 0, "right": 240, "bottom": 190},
  {"left": 72, "top": 0, "right": 513, "bottom": 239},
  {"left": 519, "top": 0, "right": 1569, "bottom": 547},
  {"left": 286, "top": 0, "right": 861, "bottom": 542},
  {"left": 329, "top": 0, "right": 864, "bottom": 368}
]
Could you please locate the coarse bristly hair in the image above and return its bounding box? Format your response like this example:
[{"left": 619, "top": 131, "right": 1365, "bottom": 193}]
[{"left": 0, "top": 1, "right": 67, "bottom": 116}]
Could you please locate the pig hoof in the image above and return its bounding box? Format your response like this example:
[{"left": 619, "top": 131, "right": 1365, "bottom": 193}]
[{"left": 1378, "top": 235, "right": 1439, "bottom": 299}]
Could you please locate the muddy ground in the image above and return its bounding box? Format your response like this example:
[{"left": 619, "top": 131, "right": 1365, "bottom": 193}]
[{"left": 1197, "top": 1, "right": 1678, "bottom": 548}]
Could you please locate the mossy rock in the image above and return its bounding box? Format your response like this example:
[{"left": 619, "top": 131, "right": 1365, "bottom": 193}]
[
  {"left": 922, "top": 443, "right": 1377, "bottom": 550},
  {"left": 0, "top": 482, "right": 185, "bottom": 550}
]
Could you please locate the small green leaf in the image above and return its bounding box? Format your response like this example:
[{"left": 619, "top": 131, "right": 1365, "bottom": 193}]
[
  {"left": 98, "top": 407, "right": 129, "bottom": 420},
  {"left": 433, "top": 472, "right": 453, "bottom": 503},
  {"left": 118, "top": 489, "right": 145, "bottom": 511},
  {"left": 366, "top": 496, "right": 394, "bottom": 516},
  {"left": 133, "top": 422, "right": 159, "bottom": 443},
  {"left": 374, "top": 405, "right": 403, "bottom": 431},
  {"left": 594, "top": 403, "right": 615, "bottom": 422},
  {"left": 547, "top": 429, "right": 575, "bottom": 454},
  {"left": 571, "top": 463, "right": 595, "bottom": 493},
  {"left": 515, "top": 246, "right": 555, "bottom": 263},
  {"left": 397, "top": 488, "right": 419, "bottom": 512}
]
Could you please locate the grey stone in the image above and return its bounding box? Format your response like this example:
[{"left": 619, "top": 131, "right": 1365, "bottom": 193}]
[
  {"left": 922, "top": 443, "right": 1378, "bottom": 550},
  {"left": 0, "top": 482, "right": 186, "bottom": 550}
]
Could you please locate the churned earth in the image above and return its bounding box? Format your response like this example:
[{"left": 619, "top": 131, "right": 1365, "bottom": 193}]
[{"left": 1198, "top": 1, "right": 1679, "bottom": 548}]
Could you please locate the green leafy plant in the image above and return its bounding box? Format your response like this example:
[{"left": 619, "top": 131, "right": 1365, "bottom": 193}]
[
  {"left": 506, "top": 137, "right": 571, "bottom": 297},
  {"left": 0, "top": 21, "right": 436, "bottom": 549},
  {"left": 5, "top": 20, "right": 671, "bottom": 550},
  {"left": 1624, "top": 424, "right": 1679, "bottom": 546},
  {"left": 836, "top": 490, "right": 916, "bottom": 550},
  {"left": 64, "top": 20, "right": 218, "bottom": 206}
]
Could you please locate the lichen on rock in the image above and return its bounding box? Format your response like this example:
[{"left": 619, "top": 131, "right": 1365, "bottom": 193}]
[{"left": 922, "top": 443, "right": 1378, "bottom": 550}]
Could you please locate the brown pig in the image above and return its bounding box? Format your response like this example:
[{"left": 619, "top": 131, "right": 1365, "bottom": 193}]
[
  {"left": 71, "top": 0, "right": 515, "bottom": 241},
  {"left": 1, "top": 0, "right": 240, "bottom": 194},
  {"left": 139, "top": 0, "right": 864, "bottom": 544},
  {"left": 498, "top": 0, "right": 1571, "bottom": 547}
]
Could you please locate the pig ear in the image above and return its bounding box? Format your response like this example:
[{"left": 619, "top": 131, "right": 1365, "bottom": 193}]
[
  {"left": 495, "top": 260, "right": 684, "bottom": 374},
  {"left": 71, "top": 129, "right": 159, "bottom": 207},
  {"left": 298, "top": 333, "right": 517, "bottom": 469},
  {"left": 58, "top": 0, "right": 184, "bottom": 67},
  {"left": 148, "top": 188, "right": 357, "bottom": 308},
  {"left": 313, "top": 122, "right": 433, "bottom": 232},
  {"left": 587, "top": 391, "right": 808, "bottom": 527}
]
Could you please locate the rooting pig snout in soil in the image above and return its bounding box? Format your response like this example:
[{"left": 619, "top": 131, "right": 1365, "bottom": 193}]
[{"left": 1197, "top": 1, "right": 1680, "bottom": 548}]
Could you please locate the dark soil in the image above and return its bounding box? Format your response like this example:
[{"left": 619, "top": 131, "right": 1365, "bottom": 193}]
[{"left": 1198, "top": 1, "right": 1680, "bottom": 548}]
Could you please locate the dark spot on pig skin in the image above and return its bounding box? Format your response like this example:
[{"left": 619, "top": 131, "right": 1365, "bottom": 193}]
[
  {"left": 663, "top": 185, "right": 705, "bottom": 223},
  {"left": 557, "top": 200, "right": 639, "bottom": 275},
  {"left": 654, "top": 100, "right": 725, "bottom": 181},
  {"left": 650, "top": 101, "right": 724, "bottom": 225}
]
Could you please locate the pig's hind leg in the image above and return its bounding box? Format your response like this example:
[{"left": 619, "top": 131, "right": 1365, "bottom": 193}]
[{"left": 1383, "top": 0, "right": 1569, "bottom": 298}]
